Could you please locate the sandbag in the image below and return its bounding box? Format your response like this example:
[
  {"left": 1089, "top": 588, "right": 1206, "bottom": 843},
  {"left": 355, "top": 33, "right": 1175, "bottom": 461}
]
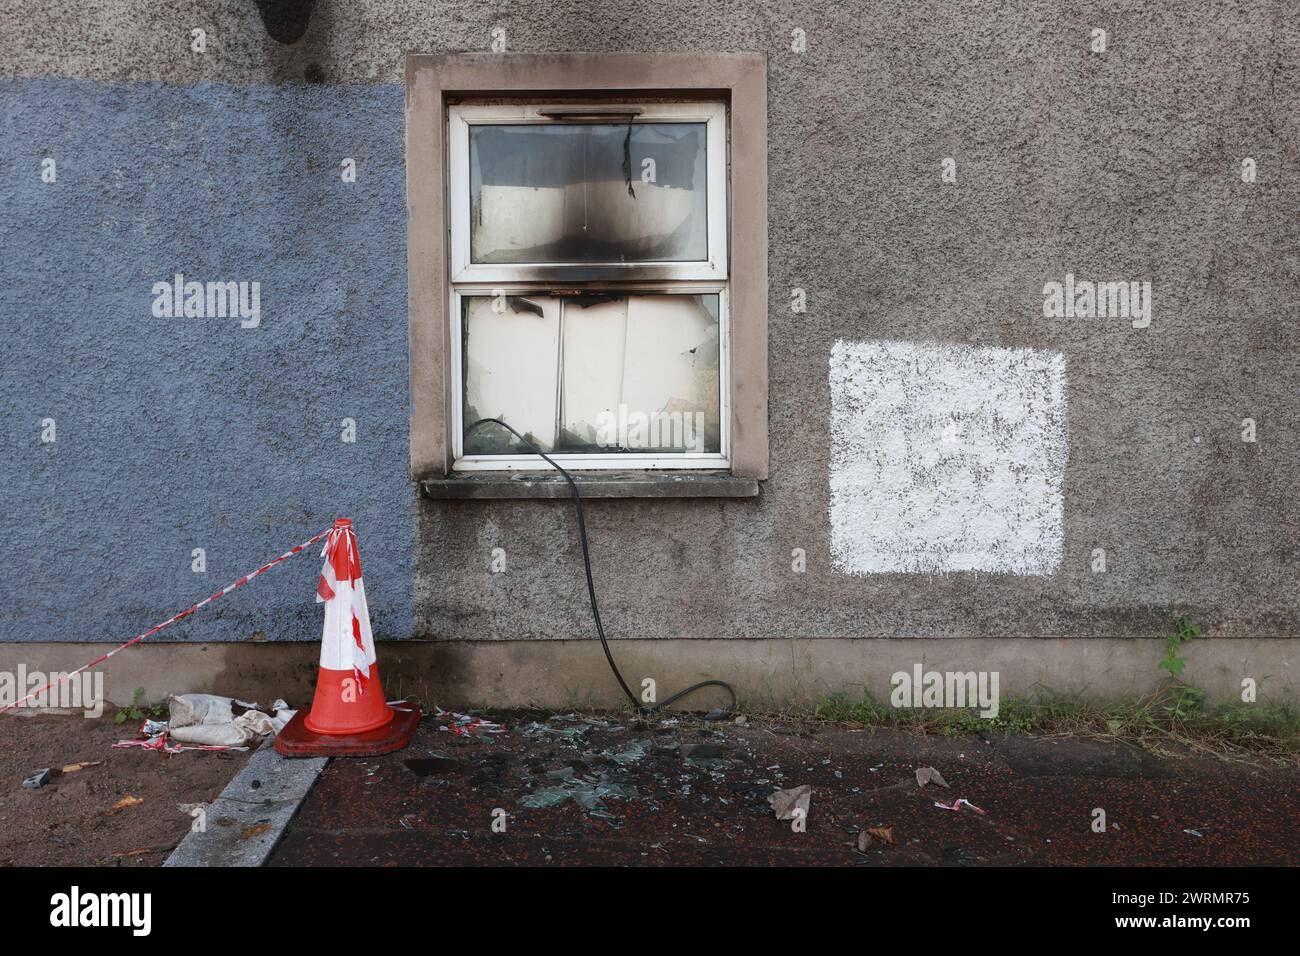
[
  {"left": 167, "top": 695, "right": 297, "bottom": 745},
  {"left": 168, "top": 694, "right": 259, "bottom": 728}
]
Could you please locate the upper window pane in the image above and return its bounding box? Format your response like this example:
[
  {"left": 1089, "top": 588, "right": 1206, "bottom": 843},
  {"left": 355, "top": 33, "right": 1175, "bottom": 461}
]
[{"left": 469, "top": 123, "right": 708, "bottom": 264}]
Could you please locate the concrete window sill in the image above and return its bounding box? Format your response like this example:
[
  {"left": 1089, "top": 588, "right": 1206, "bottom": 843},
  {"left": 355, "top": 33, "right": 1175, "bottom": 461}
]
[{"left": 419, "top": 471, "right": 760, "bottom": 500}]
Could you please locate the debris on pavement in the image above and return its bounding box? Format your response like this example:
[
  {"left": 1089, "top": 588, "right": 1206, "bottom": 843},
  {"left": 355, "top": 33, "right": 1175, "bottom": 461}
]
[
  {"left": 434, "top": 707, "right": 505, "bottom": 737},
  {"left": 499, "top": 716, "right": 702, "bottom": 819},
  {"left": 610, "top": 739, "right": 651, "bottom": 766},
  {"left": 915, "top": 766, "right": 950, "bottom": 789},
  {"left": 112, "top": 847, "right": 163, "bottom": 859},
  {"left": 240, "top": 821, "right": 273, "bottom": 841},
  {"left": 22, "top": 768, "right": 52, "bottom": 789},
  {"left": 680, "top": 742, "right": 731, "bottom": 770},
  {"left": 167, "top": 694, "right": 295, "bottom": 747},
  {"left": 0, "top": 709, "right": 256, "bottom": 868},
  {"left": 168, "top": 694, "right": 258, "bottom": 728},
  {"left": 1183, "top": 828, "right": 1204, "bottom": 837},
  {"left": 517, "top": 713, "right": 611, "bottom": 741},
  {"left": 108, "top": 795, "right": 143, "bottom": 813},
  {"left": 402, "top": 754, "right": 461, "bottom": 779},
  {"left": 21, "top": 760, "right": 105, "bottom": 789},
  {"left": 935, "top": 797, "right": 985, "bottom": 815},
  {"left": 521, "top": 779, "right": 639, "bottom": 813},
  {"left": 768, "top": 784, "right": 811, "bottom": 821},
  {"left": 60, "top": 761, "right": 102, "bottom": 775},
  {"left": 260, "top": 707, "right": 1300, "bottom": 868},
  {"left": 866, "top": 825, "right": 896, "bottom": 845},
  {"left": 111, "top": 693, "right": 295, "bottom": 753},
  {"left": 113, "top": 735, "right": 248, "bottom": 755}
]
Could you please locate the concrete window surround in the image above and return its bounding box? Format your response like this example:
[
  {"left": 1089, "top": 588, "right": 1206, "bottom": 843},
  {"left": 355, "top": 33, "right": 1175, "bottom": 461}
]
[{"left": 405, "top": 53, "right": 768, "bottom": 498}]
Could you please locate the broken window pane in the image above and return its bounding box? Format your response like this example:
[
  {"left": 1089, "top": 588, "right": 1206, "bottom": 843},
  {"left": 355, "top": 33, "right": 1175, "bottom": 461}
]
[
  {"left": 469, "top": 123, "right": 708, "bottom": 264},
  {"left": 462, "top": 294, "right": 721, "bottom": 457},
  {"left": 462, "top": 295, "right": 561, "bottom": 454},
  {"left": 561, "top": 294, "right": 720, "bottom": 454}
]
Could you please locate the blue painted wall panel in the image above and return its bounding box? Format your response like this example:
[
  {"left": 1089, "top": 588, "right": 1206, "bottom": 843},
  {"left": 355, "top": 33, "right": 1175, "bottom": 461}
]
[{"left": 1, "top": 79, "right": 414, "bottom": 642}]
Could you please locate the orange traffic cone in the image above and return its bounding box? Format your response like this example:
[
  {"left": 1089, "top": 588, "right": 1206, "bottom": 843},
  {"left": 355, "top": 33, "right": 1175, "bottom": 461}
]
[{"left": 276, "top": 519, "right": 420, "bottom": 757}]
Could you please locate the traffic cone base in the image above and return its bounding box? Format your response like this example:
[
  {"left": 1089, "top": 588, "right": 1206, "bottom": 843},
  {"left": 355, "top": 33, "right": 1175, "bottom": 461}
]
[
  {"left": 276, "top": 698, "right": 422, "bottom": 757},
  {"left": 303, "top": 667, "right": 394, "bottom": 736}
]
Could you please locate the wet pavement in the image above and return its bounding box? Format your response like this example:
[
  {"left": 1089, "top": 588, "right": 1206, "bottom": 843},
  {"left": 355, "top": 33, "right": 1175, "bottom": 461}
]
[{"left": 268, "top": 710, "right": 1300, "bottom": 866}]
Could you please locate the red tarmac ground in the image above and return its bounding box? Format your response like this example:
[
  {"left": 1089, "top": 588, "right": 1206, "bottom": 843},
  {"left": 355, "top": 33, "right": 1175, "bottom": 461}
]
[{"left": 269, "top": 711, "right": 1300, "bottom": 867}]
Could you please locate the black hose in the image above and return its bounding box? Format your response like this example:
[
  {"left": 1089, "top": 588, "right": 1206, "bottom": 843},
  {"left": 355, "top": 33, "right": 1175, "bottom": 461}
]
[{"left": 464, "top": 418, "right": 735, "bottom": 717}]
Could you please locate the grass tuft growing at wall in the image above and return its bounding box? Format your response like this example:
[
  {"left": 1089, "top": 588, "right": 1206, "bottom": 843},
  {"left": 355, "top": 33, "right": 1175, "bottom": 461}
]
[
  {"left": 805, "top": 620, "right": 1298, "bottom": 762},
  {"left": 808, "top": 689, "right": 1298, "bottom": 759}
]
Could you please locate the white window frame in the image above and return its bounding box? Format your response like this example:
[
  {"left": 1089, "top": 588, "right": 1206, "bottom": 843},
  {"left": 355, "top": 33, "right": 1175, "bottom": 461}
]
[
  {"left": 448, "top": 102, "right": 728, "bottom": 284},
  {"left": 450, "top": 284, "right": 730, "bottom": 471},
  {"left": 447, "top": 100, "right": 732, "bottom": 472}
]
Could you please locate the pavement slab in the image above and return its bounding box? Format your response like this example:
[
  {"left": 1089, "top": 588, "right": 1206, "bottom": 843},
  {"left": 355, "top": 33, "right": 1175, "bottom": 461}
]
[{"left": 267, "top": 711, "right": 1300, "bottom": 867}]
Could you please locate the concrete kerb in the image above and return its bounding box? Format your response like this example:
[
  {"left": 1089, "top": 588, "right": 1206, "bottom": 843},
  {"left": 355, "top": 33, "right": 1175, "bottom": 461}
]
[{"left": 164, "top": 744, "right": 327, "bottom": 868}]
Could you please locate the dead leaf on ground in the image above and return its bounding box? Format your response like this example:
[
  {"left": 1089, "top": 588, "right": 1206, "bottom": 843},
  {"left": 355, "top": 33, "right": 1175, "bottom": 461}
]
[
  {"left": 856, "top": 831, "right": 873, "bottom": 852},
  {"left": 915, "top": 766, "right": 950, "bottom": 789},
  {"left": 107, "top": 795, "right": 143, "bottom": 813},
  {"left": 866, "top": 826, "right": 896, "bottom": 845},
  {"left": 768, "top": 784, "right": 811, "bottom": 821}
]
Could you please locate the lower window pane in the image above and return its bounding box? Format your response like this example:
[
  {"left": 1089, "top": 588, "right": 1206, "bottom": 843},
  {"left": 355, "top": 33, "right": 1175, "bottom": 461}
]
[{"left": 462, "top": 293, "right": 721, "bottom": 457}]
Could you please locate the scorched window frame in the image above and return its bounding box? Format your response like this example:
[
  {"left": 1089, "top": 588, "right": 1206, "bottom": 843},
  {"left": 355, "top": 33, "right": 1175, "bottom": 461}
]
[
  {"left": 447, "top": 102, "right": 729, "bottom": 285},
  {"left": 447, "top": 99, "right": 732, "bottom": 471}
]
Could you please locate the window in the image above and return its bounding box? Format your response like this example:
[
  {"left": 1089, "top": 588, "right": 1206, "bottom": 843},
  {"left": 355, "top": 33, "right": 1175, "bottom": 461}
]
[
  {"left": 407, "top": 54, "right": 767, "bottom": 492},
  {"left": 449, "top": 102, "right": 728, "bottom": 470}
]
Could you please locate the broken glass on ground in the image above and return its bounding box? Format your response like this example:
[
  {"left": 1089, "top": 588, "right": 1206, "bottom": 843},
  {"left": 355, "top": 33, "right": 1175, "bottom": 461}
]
[
  {"left": 520, "top": 787, "right": 573, "bottom": 809},
  {"left": 519, "top": 720, "right": 593, "bottom": 741},
  {"left": 402, "top": 753, "right": 461, "bottom": 780},
  {"left": 514, "top": 720, "right": 658, "bottom": 816},
  {"left": 520, "top": 778, "right": 640, "bottom": 813},
  {"left": 679, "top": 742, "right": 733, "bottom": 770},
  {"left": 609, "top": 739, "right": 650, "bottom": 766}
]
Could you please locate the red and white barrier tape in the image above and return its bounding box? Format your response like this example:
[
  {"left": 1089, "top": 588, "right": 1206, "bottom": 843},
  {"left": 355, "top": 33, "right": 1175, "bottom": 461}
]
[
  {"left": 112, "top": 735, "right": 248, "bottom": 754},
  {"left": 434, "top": 706, "right": 505, "bottom": 735},
  {"left": 935, "top": 798, "right": 986, "bottom": 814},
  {"left": 0, "top": 525, "right": 334, "bottom": 715}
]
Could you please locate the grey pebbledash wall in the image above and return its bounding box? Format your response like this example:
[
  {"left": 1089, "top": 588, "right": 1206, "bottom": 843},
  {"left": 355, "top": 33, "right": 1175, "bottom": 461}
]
[{"left": 2, "top": 4, "right": 1298, "bottom": 681}]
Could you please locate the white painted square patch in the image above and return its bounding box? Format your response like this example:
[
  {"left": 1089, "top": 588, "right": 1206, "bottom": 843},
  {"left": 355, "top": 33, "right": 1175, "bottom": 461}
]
[{"left": 829, "top": 339, "right": 1067, "bottom": 575}]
